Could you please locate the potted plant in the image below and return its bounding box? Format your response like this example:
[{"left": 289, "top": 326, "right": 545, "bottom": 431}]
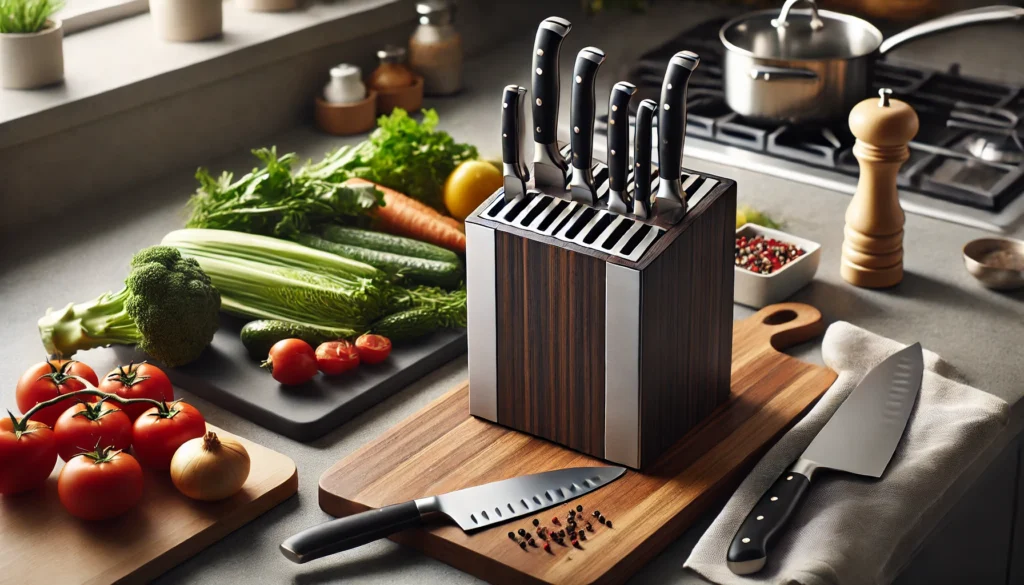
[
  {"left": 0, "top": 0, "right": 64, "bottom": 89},
  {"left": 150, "top": 0, "right": 222, "bottom": 42}
]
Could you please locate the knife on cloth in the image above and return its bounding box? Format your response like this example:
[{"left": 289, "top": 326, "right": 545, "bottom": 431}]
[
  {"left": 568, "top": 46, "right": 606, "bottom": 206},
  {"left": 281, "top": 466, "right": 626, "bottom": 563},
  {"left": 532, "top": 16, "right": 572, "bottom": 194},
  {"left": 652, "top": 50, "right": 699, "bottom": 225},
  {"left": 727, "top": 342, "right": 925, "bottom": 575},
  {"left": 501, "top": 84, "right": 530, "bottom": 201},
  {"left": 606, "top": 81, "right": 637, "bottom": 214},
  {"left": 632, "top": 98, "right": 657, "bottom": 219}
]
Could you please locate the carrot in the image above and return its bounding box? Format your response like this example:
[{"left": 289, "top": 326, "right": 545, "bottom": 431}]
[{"left": 345, "top": 178, "right": 467, "bottom": 253}]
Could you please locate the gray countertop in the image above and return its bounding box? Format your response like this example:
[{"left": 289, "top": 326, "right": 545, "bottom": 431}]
[{"left": 2, "top": 2, "right": 1023, "bottom": 584}]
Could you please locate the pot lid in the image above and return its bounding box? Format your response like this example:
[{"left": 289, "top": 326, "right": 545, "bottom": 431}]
[{"left": 720, "top": 0, "right": 883, "bottom": 61}]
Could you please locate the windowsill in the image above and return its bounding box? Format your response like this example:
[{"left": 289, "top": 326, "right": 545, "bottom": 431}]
[{"left": 0, "top": 0, "right": 411, "bottom": 150}]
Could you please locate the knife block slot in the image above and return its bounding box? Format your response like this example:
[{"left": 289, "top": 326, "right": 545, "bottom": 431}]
[{"left": 466, "top": 169, "right": 737, "bottom": 470}]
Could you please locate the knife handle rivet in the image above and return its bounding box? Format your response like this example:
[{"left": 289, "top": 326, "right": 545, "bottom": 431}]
[
  {"left": 537, "top": 49, "right": 544, "bottom": 56},
  {"left": 770, "top": 496, "right": 779, "bottom": 502},
  {"left": 756, "top": 515, "right": 764, "bottom": 521},
  {"left": 786, "top": 475, "right": 793, "bottom": 481},
  {"left": 742, "top": 537, "right": 751, "bottom": 544},
  {"left": 573, "top": 126, "right": 580, "bottom": 134},
  {"left": 667, "top": 83, "right": 673, "bottom": 89},
  {"left": 536, "top": 68, "right": 543, "bottom": 75},
  {"left": 610, "top": 119, "right": 615, "bottom": 125},
  {"left": 575, "top": 75, "right": 582, "bottom": 83},
  {"left": 503, "top": 133, "right": 507, "bottom": 137},
  {"left": 663, "top": 104, "right": 670, "bottom": 110},
  {"left": 611, "top": 149, "right": 616, "bottom": 155},
  {"left": 503, "top": 102, "right": 508, "bottom": 108},
  {"left": 536, "top": 126, "right": 542, "bottom": 133},
  {"left": 612, "top": 105, "right": 618, "bottom": 112},
  {"left": 536, "top": 98, "right": 542, "bottom": 106}
]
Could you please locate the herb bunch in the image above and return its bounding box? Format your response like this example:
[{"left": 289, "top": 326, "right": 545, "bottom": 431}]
[{"left": 0, "top": 0, "right": 63, "bottom": 34}]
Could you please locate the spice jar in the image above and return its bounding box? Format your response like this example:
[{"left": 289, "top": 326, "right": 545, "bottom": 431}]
[
  {"left": 323, "top": 64, "right": 366, "bottom": 105},
  {"left": 369, "top": 45, "right": 416, "bottom": 92},
  {"left": 409, "top": 0, "right": 462, "bottom": 96}
]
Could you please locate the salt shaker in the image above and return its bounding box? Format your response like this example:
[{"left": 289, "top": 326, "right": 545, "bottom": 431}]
[
  {"left": 409, "top": 0, "right": 463, "bottom": 96},
  {"left": 323, "top": 64, "right": 366, "bottom": 105}
]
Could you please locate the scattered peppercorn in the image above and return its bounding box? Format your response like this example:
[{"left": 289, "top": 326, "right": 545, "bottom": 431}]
[
  {"left": 519, "top": 540, "right": 527, "bottom": 550},
  {"left": 606, "top": 520, "right": 613, "bottom": 528},
  {"left": 508, "top": 531, "right": 516, "bottom": 540},
  {"left": 518, "top": 528, "right": 526, "bottom": 537},
  {"left": 599, "top": 516, "right": 606, "bottom": 524},
  {"left": 543, "top": 542, "right": 551, "bottom": 553},
  {"left": 735, "top": 234, "right": 805, "bottom": 275},
  {"left": 576, "top": 505, "right": 583, "bottom": 512},
  {"left": 586, "top": 522, "right": 594, "bottom": 532},
  {"left": 593, "top": 510, "right": 601, "bottom": 518},
  {"left": 552, "top": 517, "right": 560, "bottom": 525},
  {"left": 559, "top": 529, "right": 565, "bottom": 537},
  {"left": 578, "top": 530, "right": 585, "bottom": 539},
  {"left": 528, "top": 538, "right": 537, "bottom": 547},
  {"left": 532, "top": 518, "right": 540, "bottom": 527}
]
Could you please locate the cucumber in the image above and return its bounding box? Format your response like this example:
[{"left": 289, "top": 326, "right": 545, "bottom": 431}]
[
  {"left": 371, "top": 308, "right": 443, "bottom": 342},
  {"left": 240, "top": 319, "right": 355, "bottom": 360},
  {"left": 319, "top": 225, "right": 460, "bottom": 263},
  {"left": 296, "top": 233, "right": 464, "bottom": 289}
]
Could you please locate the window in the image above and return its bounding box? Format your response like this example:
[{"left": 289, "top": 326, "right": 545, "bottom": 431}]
[{"left": 58, "top": 0, "right": 149, "bottom": 35}]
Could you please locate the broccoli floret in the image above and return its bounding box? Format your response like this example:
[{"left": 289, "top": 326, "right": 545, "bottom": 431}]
[{"left": 38, "top": 246, "right": 221, "bottom": 367}]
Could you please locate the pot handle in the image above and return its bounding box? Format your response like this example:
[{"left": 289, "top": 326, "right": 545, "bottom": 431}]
[
  {"left": 750, "top": 66, "right": 819, "bottom": 82},
  {"left": 771, "top": 0, "right": 825, "bottom": 30},
  {"left": 880, "top": 5, "right": 1024, "bottom": 54}
]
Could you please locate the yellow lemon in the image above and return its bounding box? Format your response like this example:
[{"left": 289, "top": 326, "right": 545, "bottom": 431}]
[{"left": 444, "top": 160, "right": 504, "bottom": 221}]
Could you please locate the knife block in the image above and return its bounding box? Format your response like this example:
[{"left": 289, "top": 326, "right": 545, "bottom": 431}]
[{"left": 465, "top": 169, "right": 736, "bottom": 469}]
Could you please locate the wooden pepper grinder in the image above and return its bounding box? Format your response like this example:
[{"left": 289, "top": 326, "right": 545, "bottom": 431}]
[{"left": 842, "top": 88, "right": 919, "bottom": 288}]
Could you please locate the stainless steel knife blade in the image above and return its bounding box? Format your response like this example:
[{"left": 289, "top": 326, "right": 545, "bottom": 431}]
[
  {"left": 727, "top": 342, "right": 925, "bottom": 575},
  {"left": 532, "top": 16, "right": 572, "bottom": 194},
  {"left": 281, "top": 465, "right": 626, "bottom": 563}
]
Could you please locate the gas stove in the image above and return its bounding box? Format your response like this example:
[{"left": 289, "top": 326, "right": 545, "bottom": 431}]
[{"left": 596, "top": 18, "right": 1024, "bottom": 233}]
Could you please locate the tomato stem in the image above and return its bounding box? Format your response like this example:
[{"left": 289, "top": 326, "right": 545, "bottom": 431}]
[
  {"left": 16, "top": 377, "right": 167, "bottom": 429},
  {"left": 105, "top": 361, "right": 151, "bottom": 388}
]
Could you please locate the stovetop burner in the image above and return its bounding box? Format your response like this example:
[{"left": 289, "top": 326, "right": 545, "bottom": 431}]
[{"left": 602, "top": 17, "right": 1024, "bottom": 230}]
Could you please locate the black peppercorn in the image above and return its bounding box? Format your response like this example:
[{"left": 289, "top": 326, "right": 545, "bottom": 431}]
[
  {"left": 576, "top": 504, "right": 583, "bottom": 512},
  {"left": 507, "top": 531, "right": 515, "bottom": 539},
  {"left": 606, "top": 520, "right": 613, "bottom": 528},
  {"left": 593, "top": 510, "right": 600, "bottom": 518},
  {"left": 559, "top": 529, "right": 565, "bottom": 537},
  {"left": 599, "top": 515, "right": 606, "bottom": 524},
  {"left": 518, "top": 528, "right": 526, "bottom": 537},
  {"left": 519, "top": 540, "right": 527, "bottom": 549},
  {"left": 532, "top": 518, "right": 539, "bottom": 527},
  {"left": 586, "top": 522, "right": 594, "bottom": 532}
]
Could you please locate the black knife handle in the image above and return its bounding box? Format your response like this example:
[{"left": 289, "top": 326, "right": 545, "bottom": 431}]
[
  {"left": 607, "top": 81, "right": 636, "bottom": 193},
  {"left": 502, "top": 84, "right": 527, "bottom": 170},
  {"left": 633, "top": 98, "right": 656, "bottom": 215},
  {"left": 569, "top": 47, "right": 605, "bottom": 172},
  {"left": 532, "top": 16, "right": 571, "bottom": 145},
  {"left": 727, "top": 471, "right": 811, "bottom": 575},
  {"left": 281, "top": 501, "right": 425, "bottom": 564},
  {"left": 657, "top": 51, "right": 699, "bottom": 183}
]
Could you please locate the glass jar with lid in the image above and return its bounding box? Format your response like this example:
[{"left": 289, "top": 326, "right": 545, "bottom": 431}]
[
  {"left": 408, "top": 0, "right": 462, "bottom": 96},
  {"left": 369, "top": 45, "right": 417, "bottom": 92}
]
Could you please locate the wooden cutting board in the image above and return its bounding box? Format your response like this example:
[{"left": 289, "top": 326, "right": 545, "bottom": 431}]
[
  {"left": 0, "top": 425, "right": 298, "bottom": 585},
  {"left": 318, "top": 303, "right": 837, "bottom": 585}
]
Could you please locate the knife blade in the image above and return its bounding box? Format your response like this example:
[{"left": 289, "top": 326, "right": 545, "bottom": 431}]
[
  {"left": 606, "top": 81, "right": 637, "bottom": 214},
  {"left": 501, "top": 84, "right": 530, "bottom": 201},
  {"left": 280, "top": 466, "right": 626, "bottom": 563},
  {"left": 727, "top": 342, "right": 925, "bottom": 575},
  {"left": 632, "top": 98, "right": 657, "bottom": 219},
  {"left": 532, "top": 16, "right": 572, "bottom": 194},
  {"left": 652, "top": 50, "right": 699, "bottom": 226},
  {"left": 568, "top": 46, "right": 606, "bottom": 207}
]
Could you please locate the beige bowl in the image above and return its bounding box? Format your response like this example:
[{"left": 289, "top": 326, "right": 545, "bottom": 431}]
[{"left": 963, "top": 237, "right": 1024, "bottom": 291}]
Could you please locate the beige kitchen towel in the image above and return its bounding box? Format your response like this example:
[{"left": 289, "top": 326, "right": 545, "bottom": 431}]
[{"left": 684, "top": 321, "right": 1009, "bottom": 585}]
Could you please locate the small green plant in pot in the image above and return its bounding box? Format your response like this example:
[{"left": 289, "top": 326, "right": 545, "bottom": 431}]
[{"left": 0, "top": 0, "right": 65, "bottom": 89}]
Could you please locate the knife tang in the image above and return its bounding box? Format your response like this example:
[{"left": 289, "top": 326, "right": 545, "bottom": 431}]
[
  {"left": 532, "top": 17, "right": 571, "bottom": 147},
  {"left": 727, "top": 471, "right": 811, "bottom": 575},
  {"left": 606, "top": 81, "right": 637, "bottom": 214},
  {"left": 280, "top": 499, "right": 432, "bottom": 564},
  {"left": 653, "top": 50, "right": 699, "bottom": 225},
  {"left": 501, "top": 84, "right": 529, "bottom": 201},
  {"left": 633, "top": 98, "right": 656, "bottom": 219},
  {"left": 568, "top": 46, "right": 606, "bottom": 206}
]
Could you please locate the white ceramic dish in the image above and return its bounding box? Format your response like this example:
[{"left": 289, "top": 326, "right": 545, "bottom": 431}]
[{"left": 734, "top": 223, "right": 821, "bottom": 308}]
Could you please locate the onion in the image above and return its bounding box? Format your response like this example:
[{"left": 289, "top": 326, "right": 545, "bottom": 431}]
[{"left": 170, "top": 431, "right": 251, "bottom": 501}]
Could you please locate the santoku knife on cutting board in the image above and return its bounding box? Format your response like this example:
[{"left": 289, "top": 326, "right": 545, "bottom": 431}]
[
  {"left": 606, "top": 81, "right": 637, "bottom": 214},
  {"left": 501, "top": 84, "right": 530, "bottom": 201},
  {"left": 632, "top": 98, "right": 657, "bottom": 219},
  {"left": 568, "top": 46, "right": 606, "bottom": 206},
  {"left": 727, "top": 342, "right": 925, "bottom": 575},
  {"left": 281, "top": 466, "right": 626, "bottom": 563},
  {"left": 653, "top": 50, "right": 699, "bottom": 225},
  {"left": 532, "top": 16, "right": 572, "bottom": 193}
]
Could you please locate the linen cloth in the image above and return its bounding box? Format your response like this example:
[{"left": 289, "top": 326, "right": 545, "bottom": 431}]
[{"left": 684, "top": 321, "right": 1009, "bottom": 585}]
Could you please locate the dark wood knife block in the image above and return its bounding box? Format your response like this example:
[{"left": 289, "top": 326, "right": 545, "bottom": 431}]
[{"left": 465, "top": 168, "right": 736, "bottom": 469}]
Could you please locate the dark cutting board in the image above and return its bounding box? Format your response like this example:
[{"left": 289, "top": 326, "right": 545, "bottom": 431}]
[
  {"left": 318, "top": 303, "right": 837, "bottom": 585},
  {"left": 165, "top": 315, "right": 466, "bottom": 441}
]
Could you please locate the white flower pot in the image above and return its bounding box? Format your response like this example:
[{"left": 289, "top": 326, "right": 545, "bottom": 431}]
[
  {"left": 237, "top": 0, "right": 298, "bottom": 11},
  {"left": 150, "top": 0, "right": 223, "bottom": 42},
  {"left": 0, "top": 20, "right": 64, "bottom": 89}
]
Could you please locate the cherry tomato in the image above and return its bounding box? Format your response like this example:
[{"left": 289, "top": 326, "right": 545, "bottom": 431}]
[
  {"left": 131, "top": 401, "right": 206, "bottom": 469},
  {"left": 355, "top": 334, "right": 392, "bottom": 365},
  {"left": 53, "top": 401, "right": 133, "bottom": 462},
  {"left": 0, "top": 416, "right": 58, "bottom": 495},
  {"left": 16, "top": 360, "right": 99, "bottom": 427},
  {"left": 315, "top": 340, "right": 360, "bottom": 375},
  {"left": 98, "top": 362, "right": 174, "bottom": 421},
  {"left": 58, "top": 446, "right": 143, "bottom": 520},
  {"left": 263, "top": 339, "right": 318, "bottom": 385}
]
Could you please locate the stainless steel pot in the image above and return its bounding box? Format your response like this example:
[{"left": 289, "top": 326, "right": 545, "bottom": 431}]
[{"left": 720, "top": 1, "right": 1024, "bottom": 123}]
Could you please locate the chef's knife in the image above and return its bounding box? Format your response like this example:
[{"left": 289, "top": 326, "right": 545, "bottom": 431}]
[
  {"left": 606, "top": 81, "right": 637, "bottom": 214},
  {"left": 501, "top": 84, "right": 530, "bottom": 201},
  {"left": 652, "top": 50, "right": 699, "bottom": 225},
  {"left": 281, "top": 466, "right": 626, "bottom": 564},
  {"left": 532, "top": 16, "right": 572, "bottom": 193},
  {"left": 568, "top": 46, "right": 606, "bottom": 207},
  {"left": 727, "top": 343, "right": 925, "bottom": 575},
  {"left": 632, "top": 98, "right": 657, "bottom": 219}
]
